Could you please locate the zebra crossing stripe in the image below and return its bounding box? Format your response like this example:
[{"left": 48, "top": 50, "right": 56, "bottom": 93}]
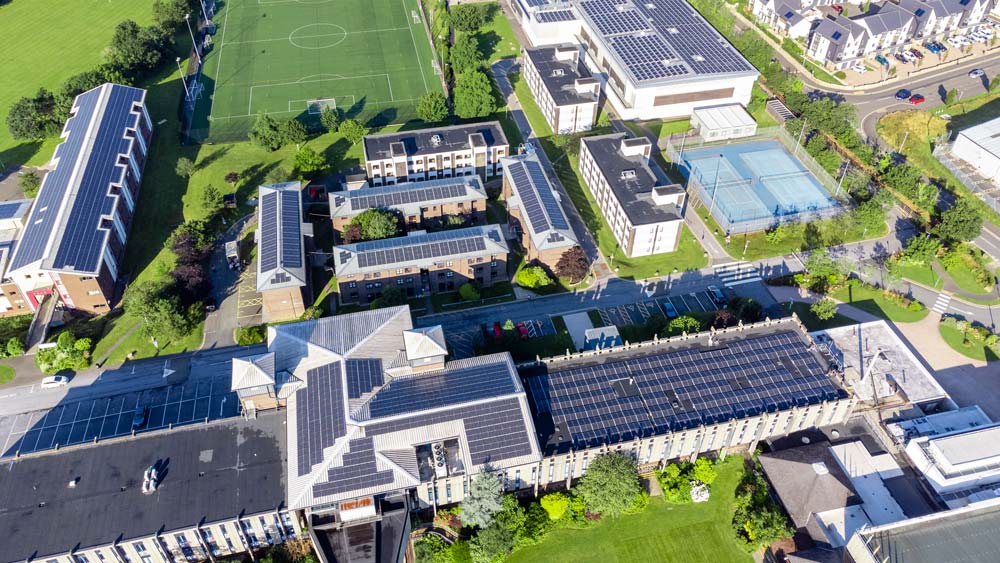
[{"left": 931, "top": 293, "right": 951, "bottom": 314}]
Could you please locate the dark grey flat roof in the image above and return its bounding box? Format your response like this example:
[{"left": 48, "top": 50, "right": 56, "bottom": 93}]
[
  {"left": 759, "top": 442, "right": 861, "bottom": 529},
  {"left": 524, "top": 46, "right": 598, "bottom": 106},
  {"left": 860, "top": 500, "right": 1000, "bottom": 563},
  {"left": 363, "top": 122, "right": 508, "bottom": 161},
  {"left": 582, "top": 134, "right": 683, "bottom": 225},
  {"left": 0, "top": 413, "right": 286, "bottom": 562}
]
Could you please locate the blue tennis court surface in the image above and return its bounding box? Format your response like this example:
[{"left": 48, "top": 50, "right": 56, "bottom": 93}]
[{"left": 681, "top": 139, "right": 840, "bottom": 231}]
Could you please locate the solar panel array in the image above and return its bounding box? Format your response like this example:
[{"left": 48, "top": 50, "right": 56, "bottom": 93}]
[
  {"left": 609, "top": 35, "right": 688, "bottom": 80},
  {"left": 507, "top": 159, "right": 570, "bottom": 237},
  {"left": 296, "top": 362, "right": 347, "bottom": 476},
  {"left": 259, "top": 192, "right": 279, "bottom": 273},
  {"left": 345, "top": 358, "right": 384, "bottom": 399},
  {"left": 365, "top": 398, "right": 535, "bottom": 465},
  {"left": 366, "top": 361, "right": 518, "bottom": 419},
  {"left": 280, "top": 190, "right": 302, "bottom": 269},
  {"left": 540, "top": 331, "right": 843, "bottom": 450},
  {"left": 0, "top": 202, "right": 26, "bottom": 221},
  {"left": 635, "top": 0, "right": 754, "bottom": 75},
  {"left": 312, "top": 437, "right": 395, "bottom": 497},
  {"left": 349, "top": 182, "right": 469, "bottom": 212},
  {"left": 536, "top": 9, "right": 576, "bottom": 22},
  {"left": 353, "top": 230, "right": 490, "bottom": 270},
  {"left": 590, "top": 5, "right": 651, "bottom": 35}
]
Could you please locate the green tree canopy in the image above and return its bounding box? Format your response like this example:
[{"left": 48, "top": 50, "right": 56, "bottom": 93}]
[
  {"left": 460, "top": 471, "right": 504, "bottom": 528},
  {"left": 350, "top": 208, "right": 399, "bottom": 241},
  {"left": 202, "top": 184, "right": 223, "bottom": 216},
  {"left": 451, "top": 34, "right": 484, "bottom": 73},
  {"left": 339, "top": 119, "right": 368, "bottom": 144},
  {"left": 451, "top": 4, "right": 489, "bottom": 32},
  {"left": 453, "top": 71, "right": 497, "bottom": 119},
  {"left": 249, "top": 113, "right": 285, "bottom": 151},
  {"left": 6, "top": 88, "right": 62, "bottom": 140},
  {"left": 555, "top": 246, "right": 590, "bottom": 283},
  {"left": 265, "top": 166, "right": 291, "bottom": 185},
  {"left": 19, "top": 170, "right": 42, "bottom": 198},
  {"left": 470, "top": 521, "right": 515, "bottom": 563},
  {"left": 902, "top": 234, "right": 941, "bottom": 264},
  {"left": 667, "top": 315, "right": 702, "bottom": 335},
  {"left": 810, "top": 297, "right": 839, "bottom": 321},
  {"left": 279, "top": 118, "right": 308, "bottom": 149},
  {"left": 516, "top": 266, "right": 552, "bottom": 289},
  {"left": 416, "top": 91, "right": 450, "bottom": 123},
  {"left": 459, "top": 282, "right": 481, "bottom": 301},
  {"left": 123, "top": 281, "right": 196, "bottom": 342},
  {"left": 576, "top": 452, "right": 643, "bottom": 517},
  {"left": 320, "top": 106, "right": 341, "bottom": 132},
  {"left": 175, "top": 157, "right": 196, "bottom": 178},
  {"left": 937, "top": 197, "right": 983, "bottom": 242},
  {"left": 294, "top": 146, "right": 328, "bottom": 179},
  {"left": 539, "top": 492, "right": 569, "bottom": 521}
]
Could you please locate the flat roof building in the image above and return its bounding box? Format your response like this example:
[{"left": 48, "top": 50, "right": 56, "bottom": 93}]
[
  {"left": 514, "top": 0, "right": 759, "bottom": 119},
  {"left": 257, "top": 182, "right": 309, "bottom": 323},
  {"left": 579, "top": 134, "right": 686, "bottom": 257},
  {"left": 904, "top": 421, "right": 1000, "bottom": 507},
  {"left": 501, "top": 152, "right": 579, "bottom": 270},
  {"left": 8, "top": 83, "right": 152, "bottom": 314},
  {"left": 691, "top": 103, "right": 758, "bottom": 141},
  {"left": 362, "top": 122, "right": 509, "bottom": 186},
  {"left": 951, "top": 116, "right": 1000, "bottom": 186},
  {"left": 522, "top": 45, "right": 600, "bottom": 134}
]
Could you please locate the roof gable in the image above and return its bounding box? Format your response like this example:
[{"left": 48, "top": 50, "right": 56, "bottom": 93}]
[{"left": 257, "top": 182, "right": 306, "bottom": 291}]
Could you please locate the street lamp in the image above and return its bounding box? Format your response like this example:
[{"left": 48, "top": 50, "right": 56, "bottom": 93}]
[{"left": 185, "top": 13, "right": 202, "bottom": 64}]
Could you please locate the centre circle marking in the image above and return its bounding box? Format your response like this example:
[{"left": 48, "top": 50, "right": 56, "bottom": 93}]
[{"left": 289, "top": 23, "right": 347, "bottom": 50}]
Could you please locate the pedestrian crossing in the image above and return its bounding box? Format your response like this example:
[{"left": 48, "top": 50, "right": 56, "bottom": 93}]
[
  {"left": 714, "top": 261, "right": 763, "bottom": 287},
  {"left": 931, "top": 292, "right": 952, "bottom": 315}
]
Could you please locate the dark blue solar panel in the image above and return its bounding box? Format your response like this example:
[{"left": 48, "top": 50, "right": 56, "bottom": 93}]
[
  {"left": 260, "top": 192, "right": 279, "bottom": 272},
  {"left": 352, "top": 228, "right": 490, "bottom": 269},
  {"left": 366, "top": 361, "right": 517, "bottom": 419},
  {"left": 509, "top": 162, "right": 549, "bottom": 233},
  {"left": 0, "top": 202, "right": 26, "bottom": 221},
  {"left": 536, "top": 9, "right": 576, "bottom": 22},
  {"left": 525, "top": 160, "right": 569, "bottom": 230},
  {"left": 50, "top": 85, "right": 144, "bottom": 272},
  {"left": 312, "top": 437, "right": 395, "bottom": 497},
  {"left": 296, "top": 362, "right": 346, "bottom": 476},
  {"left": 280, "top": 190, "right": 302, "bottom": 269},
  {"left": 345, "top": 358, "right": 384, "bottom": 399},
  {"left": 633, "top": 0, "right": 754, "bottom": 75}
]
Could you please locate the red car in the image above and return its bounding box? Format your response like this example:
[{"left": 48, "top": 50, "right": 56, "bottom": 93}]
[
  {"left": 909, "top": 94, "right": 926, "bottom": 104},
  {"left": 832, "top": 4, "right": 843, "bottom": 13},
  {"left": 493, "top": 322, "right": 503, "bottom": 341},
  {"left": 516, "top": 322, "right": 530, "bottom": 340}
]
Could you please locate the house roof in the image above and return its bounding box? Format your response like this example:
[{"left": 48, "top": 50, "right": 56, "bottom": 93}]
[
  {"left": 362, "top": 122, "right": 508, "bottom": 161},
  {"left": 693, "top": 103, "right": 757, "bottom": 131},
  {"left": 524, "top": 45, "right": 599, "bottom": 106},
  {"left": 9, "top": 83, "right": 147, "bottom": 277},
  {"left": 403, "top": 326, "right": 448, "bottom": 360},
  {"left": 851, "top": 2, "right": 913, "bottom": 36},
  {"left": 257, "top": 182, "right": 307, "bottom": 292},
  {"left": 262, "top": 307, "right": 541, "bottom": 509},
  {"left": 332, "top": 225, "right": 509, "bottom": 277},
  {"left": 501, "top": 152, "right": 578, "bottom": 252},
  {"left": 232, "top": 352, "right": 277, "bottom": 389},
  {"left": 329, "top": 176, "right": 487, "bottom": 220}
]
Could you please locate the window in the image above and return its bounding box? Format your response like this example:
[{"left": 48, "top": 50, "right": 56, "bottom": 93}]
[
  {"left": 446, "top": 261, "right": 454, "bottom": 267},
  {"left": 87, "top": 290, "right": 101, "bottom": 296},
  {"left": 374, "top": 282, "right": 382, "bottom": 288},
  {"left": 174, "top": 533, "right": 197, "bottom": 561},
  {"left": 490, "top": 260, "right": 498, "bottom": 267},
  {"left": 133, "top": 541, "right": 153, "bottom": 563},
  {"left": 348, "top": 281, "right": 357, "bottom": 288},
  {"left": 397, "top": 279, "right": 405, "bottom": 285},
  {"left": 75, "top": 556, "right": 90, "bottom": 563},
  {"left": 446, "top": 271, "right": 454, "bottom": 278},
  {"left": 446, "top": 483, "right": 453, "bottom": 502},
  {"left": 396, "top": 268, "right": 405, "bottom": 274}
]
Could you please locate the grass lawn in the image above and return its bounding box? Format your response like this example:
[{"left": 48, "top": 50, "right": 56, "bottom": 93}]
[
  {"left": 478, "top": 2, "right": 520, "bottom": 62},
  {"left": 749, "top": 85, "right": 778, "bottom": 128},
  {"left": 508, "top": 457, "right": 752, "bottom": 563},
  {"left": 942, "top": 259, "right": 994, "bottom": 294},
  {"left": 830, "top": 283, "right": 929, "bottom": 323},
  {"left": 784, "top": 301, "right": 857, "bottom": 331},
  {"left": 0, "top": 1, "right": 156, "bottom": 168},
  {"left": 0, "top": 365, "right": 15, "bottom": 385},
  {"left": 939, "top": 323, "right": 999, "bottom": 362},
  {"left": 430, "top": 282, "right": 516, "bottom": 311},
  {"left": 889, "top": 260, "right": 943, "bottom": 290},
  {"left": 510, "top": 74, "right": 708, "bottom": 279}
]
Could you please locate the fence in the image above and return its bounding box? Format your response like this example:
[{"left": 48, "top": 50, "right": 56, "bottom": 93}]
[
  {"left": 933, "top": 143, "right": 1000, "bottom": 215},
  {"left": 664, "top": 126, "right": 851, "bottom": 234}
]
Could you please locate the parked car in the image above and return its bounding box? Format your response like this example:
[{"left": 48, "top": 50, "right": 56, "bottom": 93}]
[
  {"left": 707, "top": 285, "right": 727, "bottom": 305},
  {"left": 875, "top": 55, "right": 889, "bottom": 66},
  {"left": 908, "top": 48, "right": 924, "bottom": 59},
  {"left": 40, "top": 375, "right": 69, "bottom": 389},
  {"left": 132, "top": 406, "right": 150, "bottom": 430},
  {"left": 493, "top": 322, "right": 503, "bottom": 341},
  {"left": 851, "top": 63, "right": 868, "bottom": 73},
  {"left": 969, "top": 68, "right": 986, "bottom": 78},
  {"left": 900, "top": 51, "right": 916, "bottom": 62},
  {"left": 946, "top": 36, "right": 964, "bottom": 47},
  {"left": 662, "top": 301, "right": 679, "bottom": 319},
  {"left": 831, "top": 5, "right": 843, "bottom": 13},
  {"left": 909, "top": 94, "right": 926, "bottom": 104},
  {"left": 895, "top": 89, "right": 911, "bottom": 100},
  {"left": 922, "top": 41, "right": 940, "bottom": 53},
  {"left": 515, "top": 322, "right": 529, "bottom": 340},
  {"left": 893, "top": 52, "right": 908, "bottom": 62},
  {"left": 933, "top": 41, "right": 948, "bottom": 52}
]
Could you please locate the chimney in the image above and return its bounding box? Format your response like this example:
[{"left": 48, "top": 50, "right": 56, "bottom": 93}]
[{"left": 620, "top": 137, "right": 651, "bottom": 159}]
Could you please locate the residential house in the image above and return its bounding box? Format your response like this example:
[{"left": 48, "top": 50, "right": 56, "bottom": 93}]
[{"left": 256, "top": 182, "right": 309, "bottom": 323}]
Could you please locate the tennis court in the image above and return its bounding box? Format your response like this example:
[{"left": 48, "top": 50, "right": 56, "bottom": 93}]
[
  {"left": 681, "top": 139, "right": 841, "bottom": 233},
  {"left": 190, "top": 0, "right": 440, "bottom": 141}
]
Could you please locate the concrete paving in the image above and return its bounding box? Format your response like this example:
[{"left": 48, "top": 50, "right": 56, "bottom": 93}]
[{"left": 562, "top": 312, "right": 594, "bottom": 352}]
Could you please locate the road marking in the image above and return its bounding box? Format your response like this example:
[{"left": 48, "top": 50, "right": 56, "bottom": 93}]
[{"left": 932, "top": 293, "right": 952, "bottom": 314}]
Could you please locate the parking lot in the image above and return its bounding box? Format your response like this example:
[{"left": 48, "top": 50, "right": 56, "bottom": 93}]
[
  {"left": 236, "top": 267, "right": 263, "bottom": 327},
  {"left": 0, "top": 374, "right": 238, "bottom": 458},
  {"left": 448, "top": 317, "right": 556, "bottom": 359}
]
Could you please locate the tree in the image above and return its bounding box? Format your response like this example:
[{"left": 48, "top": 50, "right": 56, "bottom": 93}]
[
  {"left": 152, "top": 0, "right": 190, "bottom": 30},
  {"left": 853, "top": 199, "right": 886, "bottom": 233},
  {"left": 667, "top": 315, "right": 702, "bottom": 335},
  {"left": 250, "top": 112, "right": 285, "bottom": 151},
  {"left": 937, "top": 198, "right": 983, "bottom": 242},
  {"left": 264, "top": 166, "right": 291, "bottom": 185},
  {"left": 540, "top": 492, "right": 569, "bottom": 521},
  {"left": 459, "top": 282, "right": 481, "bottom": 301},
  {"left": 945, "top": 88, "right": 958, "bottom": 104},
  {"left": 843, "top": 168, "right": 873, "bottom": 198},
  {"left": 5, "top": 337, "right": 24, "bottom": 357},
  {"left": 451, "top": 34, "right": 484, "bottom": 73},
  {"left": 453, "top": 71, "right": 497, "bottom": 119},
  {"left": 341, "top": 223, "right": 363, "bottom": 244},
  {"left": 123, "top": 281, "right": 196, "bottom": 342},
  {"left": 202, "top": 184, "right": 223, "bottom": 216},
  {"left": 225, "top": 171, "right": 240, "bottom": 186},
  {"left": 416, "top": 91, "right": 450, "bottom": 123},
  {"left": 350, "top": 208, "right": 399, "bottom": 241},
  {"left": 990, "top": 75, "right": 1000, "bottom": 92},
  {"left": 810, "top": 297, "right": 839, "bottom": 321},
  {"left": 902, "top": 234, "right": 941, "bottom": 265},
  {"left": 451, "top": 4, "right": 489, "bottom": 32},
  {"left": 370, "top": 286, "right": 407, "bottom": 309},
  {"left": 6, "top": 88, "right": 61, "bottom": 140},
  {"left": 339, "top": 119, "right": 368, "bottom": 144},
  {"left": 175, "top": 157, "right": 196, "bottom": 178},
  {"left": 577, "top": 452, "right": 643, "bottom": 517},
  {"left": 106, "top": 21, "right": 169, "bottom": 80},
  {"left": 555, "top": 246, "right": 589, "bottom": 283},
  {"left": 35, "top": 330, "right": 91, "bottom": 374},
  {"left": 19, "top": 170, "right": 42, "bottom": 198},
  {"left": 551, "top": 133, "right": 584, "bottom": 158},
  {"left": 294, "top": 147, "right": 328, "bottom": 179},
  {"left": 461, "top": 471, "right": 504, "bottom": 528},
  {"left": 320, "top": 106, "right": 341, "bottom": 132},
  {"left": 728, "top": 297, "right": 762, "bottom": 324},
  {"left": 692, "top": 458, "right": 718, "bottom": 485},
  {"left": 516, "top": 266, "right": 552, "bottom": 289},
  {"left": 279, "top": 118, "right": 308, "bottom": 149},
  {"left": 470, "top": 522, "right": 515, "bottom": 563}
]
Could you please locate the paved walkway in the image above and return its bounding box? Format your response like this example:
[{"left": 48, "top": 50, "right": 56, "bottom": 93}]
[
  {"left": 94, "top": 323, "right": 142, "bottom": 368},
  {"left": 930, "top": 261, "right": 997, "bottom": 301},
  {"left": 893, "top": 312, "right": 988, "bottom": 369},
  {"left": 766, "top": 285, "right": 884, "bottom": 323}
]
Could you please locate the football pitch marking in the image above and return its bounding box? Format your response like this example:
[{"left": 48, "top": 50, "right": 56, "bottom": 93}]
[
  {"left": 222, "top": 25, "right": 411, "bottom": 47},
  {"left": 245, "top": 73, "right": 394, "bottom": 116}
]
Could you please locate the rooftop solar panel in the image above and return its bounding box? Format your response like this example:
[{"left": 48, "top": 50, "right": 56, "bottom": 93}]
[
  {"left": 525, "top": 160, "right": 569, "bottom": 230},
  {"left": 280, "top": 190, "right": 302, "bottom": 269},
  {"left": 349, "top": 182, "right": 469, "bottom": 211},
  {"left": 366, "top": 361, "right": 518, "bottom": 419},
  {"left": 0, "top": 202, "right": 27, "bottom": 221},
  {"left": 345, "top": 358, "right": 384, "bottom": 399},
  {"left": 536, "top": 9, "right": 577, "bottom": 22},
  {"left": 296, "top": 362, "right": 346, "bottom": 476},
  {"left": 350, "top": 229, "right": 492, "bottom": 270},
  {"left": 259, "top": 192, "right": 279, "bottom": 273},
  {"left": 312, "top": 437, "right": 395, "bottom": 497},
  {"left": 589, "top": 5, "right": 652, "bottom": 35}
]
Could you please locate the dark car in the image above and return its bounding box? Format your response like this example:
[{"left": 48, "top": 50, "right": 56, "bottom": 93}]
[
  {"left": 493, "top": 322, "right": 503, "bottom": 341},
  {"left": 922, "top": 41, "right": 940, "bottom": 53},
  {"left": 933, "top": 41, "right": 947, "bottom": 51},
  {"left": 909, "top": 94, "right": 926, "bottom": 104},
  {"left": 893, "top": 53, "right": 907, "bottom": 62},
  {"left": 831, "top": 5, "right": 843, "bottom": 13},
  {"left": 895, "top": 89, "right": 911, "bottom": 100},
  {"left": 662, "top": 301, "right": 679, "bottom": 319},
  {"left": 515, "top": 322, "right": 530, "bottom": 340},
  {"left": 132, "top": 406, "right": 150, "bottom": 430},
  {"left": 707, "top": 285, "right": 727, "bottom": 306},
  {"left": 908, "top": 48, "right": 924, "bottom": 59},
  {"left": 875, "top": 55, "right": 889, "bottom": 66}
]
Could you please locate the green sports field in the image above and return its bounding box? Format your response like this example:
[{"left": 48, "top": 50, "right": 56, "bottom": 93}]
[{"left": 191, "top": 0, "right": 440, "bottom": 141}]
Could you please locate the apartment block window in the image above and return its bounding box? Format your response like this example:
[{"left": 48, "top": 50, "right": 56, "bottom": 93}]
[
  {"left": 397, "top": 278, "right": 405, "bottom": 285},
  {"left": 446, "top": 483, "right": 453, "bottom": 502},
  {"left": 219, "top": 527, "right": 236, "bottom": 552},
  {"left": 95, "top": 551, "right": 107, "bottom": 563},
  {"left": 396, "top": 268, "right": 405, "bottom": 274},
  {"left": 446, "top": 271, "right": 454, "bottom": 277},
  {"left": 174, "top": 533, "right": 197, "bottom": 561},
  {"left": 548, "top": 463, "right": 555, "bottom": 482},
  {"left": 446, "top": 261, "right": 454, "bottom": 267},
  {"left": 133, "top": 541, "right": 153, "bottom": 563},
  {"left": 201, "top": 529, "right": 221, "bottom": 556},
  {"left": 530, "top": 466, "right": 537, "bottom": 484},
  {"left": 75, "top": 556, "right": 90, "bottom": 563},
  {"left": 87, "top": 290, "right": 101, "bottom": 296},
  {"left": 258, "top": 516, "right": 275, "bottom": 544},
  {"left": 241, "top": 519, "right": 260, "bottom": 547},
  {"left": 490, "top": 260, "right": 498, "bottom": 267},
  {"left": 348, "top": 282, "right": 357, "bottom": 288}
]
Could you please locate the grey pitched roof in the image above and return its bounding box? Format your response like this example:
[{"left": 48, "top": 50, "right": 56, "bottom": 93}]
[
  {"left": 329, "top": 176, "right": 487, "bottom": 220},
  {"left": 403, "top": 326, "right": 448, "bottom": 360},
  {"left": 524, "top": 46, "right": 599, "bottom": 106},
  {"left": 581, "top": 134, "right": 684, "bottom": 225},
  {"left": 814, "top": 16, "right": 861, "bottom": 46},
  {"left": 266, "top": 308, "right": 541, "bottom": 510},
  {"left": 256, "top": 182, "right": 307, "bottom": 292},
  {"left": 363, "top": 122, "right": 508, "bottom": 161},
  {"left": 332, "top": 225, "right": 509, "bottom": 277},
  {"left": 0, "top": 413, "right": 287, "bottom": 563},
  {"left": 9, "top": 83, "right": 148, "bottom": 277},
  {"left": 852, "top": 2, "right": 914, "bottom": 36},
  {"left": 501, "top": 153, "right": 578, "bottom": 252},
  {"left": 231, "top": 352, "right": 277, "bottom": 390}
]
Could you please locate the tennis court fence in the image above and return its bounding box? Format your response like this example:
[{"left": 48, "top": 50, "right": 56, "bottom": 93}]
[{"left": 933, "top": 143, "right": 1000, "bottom": 215}]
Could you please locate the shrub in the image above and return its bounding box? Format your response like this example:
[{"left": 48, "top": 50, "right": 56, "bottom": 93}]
[
  {"left": 834, "top": 70, "right": 847, "bottom": 79},
  {"left": 576, "top": 452, "right": 644, "bottom": 517},
  {"left": 5, "top": 337, "right": 24, "bottom": 357},
  {"left": 236, "top": 325, "right": 266, "bottom": 345},
  {"left": 540, "top": 492, "right": 569, "bottom": 521},
  {"left": 35, "top": 330, "right": 91, "bottom": 374},
  {"left": 516, "top": 266, "right": 552, "bottom": 289},
  {"left": 731, "top": 461, "right": 792, "bottom": 551},
  {"left": 459, "top": 282, "right": 481, "bottom": 301}
]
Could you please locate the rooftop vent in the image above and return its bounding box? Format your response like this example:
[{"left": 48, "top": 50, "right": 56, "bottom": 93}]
[
  {"left": 430, "top": 134, "right": 442, "bottom": 146},
  {"left": 646, "top": 2, "right": 655, "bottom": 7},
  {"left": 616, "top": 4, "right": 627, "bottom": 11},
  {"left": 667, "top": 26, "right": 679, "bottom": 34},
  {"left": 692, "top": 54, "right": 705, "bottom": 62},
  {"left": 68, "top": 478, "right": 79, "bottom": 489},
  {"left": 552, "top": 69, "right": 565, "bottom": 77},
  {"left": 620, "top": 169, "right": 637, "bottom": 180}
]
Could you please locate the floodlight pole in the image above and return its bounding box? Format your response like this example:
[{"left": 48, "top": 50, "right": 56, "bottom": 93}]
[
  {"left": 199, "top": 0, "right": 210, "bottom": 22},
  {"left": 176, "top": 58, "right": 190, "bottom": 98},
  {"left": 708, "top": 153, "right": 722, "bottom": 219},
  {"left": 186, "top": 14, "right": 202, "bottom": 65},
  {"left": 836, "top": 164, "right": 847, "bottom": 199},
  {"left": 796, "top": 119, "right": 807, "bottom": 158}
]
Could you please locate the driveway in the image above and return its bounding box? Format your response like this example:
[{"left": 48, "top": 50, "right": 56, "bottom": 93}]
[{"left": 203, "top": 214, "right": 254, "bottom": 348}]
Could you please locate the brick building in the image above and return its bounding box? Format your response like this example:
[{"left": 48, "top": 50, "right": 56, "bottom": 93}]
[
  {"left": 0, "top": 201, "right": 34, "bottom": 318},
  {"left": 579, "top": 134, "right": 686, "bottom": 258},
  {"left": 522, "top": 45, "right": 600, "bottom": 134},
  {"left": 362, "top": 122, "right": 509, "bottom": 186},
  {"left": 329, "top": 176, "right": 488, "bottom": 238},
  {"left": 256, "top": 182, "right": 309, "bottom": 323},
  {"left": 332, "top": 225, "right": 509, "bottom": 305},
  {"left": 7, "top": 83, "right": 152, "bottom": 314},
  {"left": 500, "top": 152, "right": 579, "bottom": 271}
]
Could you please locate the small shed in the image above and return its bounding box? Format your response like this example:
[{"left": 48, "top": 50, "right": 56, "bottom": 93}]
[
  {"left": 691, "top": 104, "right": 757, "bottom": 141},
  {"left": 584, "top": 326, "right": 622, "bottom": 351}
]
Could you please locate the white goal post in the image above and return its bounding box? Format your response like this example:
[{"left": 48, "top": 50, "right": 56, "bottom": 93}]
[{"left": 307, "top": 98, "right": 338, "bottom": 114}]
